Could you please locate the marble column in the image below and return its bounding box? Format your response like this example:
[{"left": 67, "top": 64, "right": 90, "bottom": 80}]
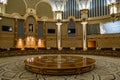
[
  {"left": 56, "top": 22, "right": 62, "bottom": 50},
  {"left": 81, "top": 22, "right": 88, "bottom": 51}
]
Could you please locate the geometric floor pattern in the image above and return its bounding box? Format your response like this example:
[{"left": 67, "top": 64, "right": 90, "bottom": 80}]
[{"left": 0, "top": 54, "right": 120, "bottom": 80}]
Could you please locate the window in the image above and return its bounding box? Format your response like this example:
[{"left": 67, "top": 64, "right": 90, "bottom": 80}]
[
  {"left": 2, "top": 25, "right": 12, "bottom": 32},
  {"left": 100, "top": 21, "right": 120, "bottom": 34},
  {"left": 68, "top": 19, "right": 76, "bottom": 37}
]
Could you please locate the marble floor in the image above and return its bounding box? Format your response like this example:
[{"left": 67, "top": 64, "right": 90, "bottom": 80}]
[{"left": 0, "top": 54, "right": 120, "bottom": 80}]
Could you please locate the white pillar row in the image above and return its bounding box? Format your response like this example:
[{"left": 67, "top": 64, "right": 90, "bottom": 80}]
[
  {"left": 56, "top": 22, "right": 62, "bottom": 50},
  {"left": 81, "top": 22, "right": 88, "bottom": 51}
]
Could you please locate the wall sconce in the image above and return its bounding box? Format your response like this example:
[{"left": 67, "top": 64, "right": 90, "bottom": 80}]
[
  {"left": 76, "top": 0, "right": 91, "bottom": 22},
  {"left": 55, "top": 11, "right": 63, "bottom": 22},
  {"left": 54, "top": 0, "right": 68, "bottom": 22},
  {"left": 0, "top": 0, "right": 7, "bottom": 14},
  {"left": 109, "top": 2, "right": 119, "bottom": 22},
  {"left": 0, "top": 0, "right": 7, "bottom": 4},
  {"left": 80, "top": 9, "right": 89, "bottom": 22}
]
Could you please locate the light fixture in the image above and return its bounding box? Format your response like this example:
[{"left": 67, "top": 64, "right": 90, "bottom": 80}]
[
  {"left": 76, "top": 0, "right": 92, "bottom": 10},
  {"left": 53, "top": 0, "right": 68, "bottom": 21},
  {"left": 0, "top": 0, "right": 7, "bottom": 4},
  {"left": 80, "top": 9, "right": 89, "bottom": 22},
  {"left": 55, "top": 11, "right": 63, "bottom": 22},
  {"left": 54, "top": 0, "right": 68, "bottom": 11},
  {"left": 109, "top": 2, "right": 119, "bottom": 22},
  {"left": 76, "top": 0, "right": 91, "bottom": 22}
]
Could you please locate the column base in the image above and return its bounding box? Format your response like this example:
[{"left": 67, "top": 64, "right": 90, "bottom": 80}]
[
  {"left": 83, "top": 48, "right": 87, "bottom": 51},
  {"left": 58, "top": 47, "right": 62, "bottom": 50}
]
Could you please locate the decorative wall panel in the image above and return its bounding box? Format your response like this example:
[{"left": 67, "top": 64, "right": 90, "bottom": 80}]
[
  {"left": 17, "top": 20, "right": 24, "bottom": 38},
  {"left": 6, "top": 0, "right": 26, "bottom": 15},
  {"left": 38, "top": 21, "right": 43, "bottom": 38},
  {"left": 36, "top": 2, "right": 53, "bottom": 19}
]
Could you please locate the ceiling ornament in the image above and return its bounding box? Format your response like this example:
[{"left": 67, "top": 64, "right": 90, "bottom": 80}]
[
  {"left": 53, "top": 0, "right": 68, "bottom": 11},
  {"left": 108, "top": 1, "right": 119, "bottom": 22},
  {"left": 76, "top": 0, "right": 92, "bottom": 10}
]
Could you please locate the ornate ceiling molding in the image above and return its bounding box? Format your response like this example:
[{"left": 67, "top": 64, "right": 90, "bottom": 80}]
[{"left": 24, "top": 0, "right": 40, "bottom": 8}]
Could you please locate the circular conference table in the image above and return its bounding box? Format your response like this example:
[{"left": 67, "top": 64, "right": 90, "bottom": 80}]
[{"left": 24, "top": 55, "right": 96, "bottom": 75}]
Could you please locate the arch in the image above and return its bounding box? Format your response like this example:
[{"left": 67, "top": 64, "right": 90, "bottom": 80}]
[
  {"left": 26, "top": 16, "right": 36, "bottom": 22},
  {"left": 25, "top": 16, "right": 37, "bottom": 48},
  {"left": 11, "top": 13, "right": 22, "bottom": 18},
  {"left": 40, "top": 16, "right": 48, "bottom": 21},
  {"left": 6, "top": 0, "right": 26, "bottom": 16},
  {"left": 36, "top": 2, "right": 53, "bottom": 19},
  {"left": 68, "top": 16, "right": 76, "bottom": 21},
  {"left": 25, "top": 16, "right": 36, "bottom": 32},
  {"left": 68, "top": 18, "right": 76, "bottom": 37},
  {"left": 35, "top": 0, "right": 52, "bottom": 10}
]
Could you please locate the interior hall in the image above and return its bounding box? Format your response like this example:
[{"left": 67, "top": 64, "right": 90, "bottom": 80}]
[{"left": 0, "top": 0, "right": 120, "bottom": 80}]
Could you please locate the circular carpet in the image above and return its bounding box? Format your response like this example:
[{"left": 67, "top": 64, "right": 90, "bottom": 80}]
[{"left": 0, "top": 54, "right": 120, "bottom": 80}]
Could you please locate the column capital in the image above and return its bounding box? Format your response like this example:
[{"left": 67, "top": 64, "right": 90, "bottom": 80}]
[
  {"left": 81, "top": 22, "right": 88, "bottom": 25},
  {"left": 56, "top": 22, "right": 62, "bottom": 26}
]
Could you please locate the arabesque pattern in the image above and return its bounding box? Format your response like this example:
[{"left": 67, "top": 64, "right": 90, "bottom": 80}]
[{"left": 0, "top": 54, "right": 120, "bottom": 80}]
